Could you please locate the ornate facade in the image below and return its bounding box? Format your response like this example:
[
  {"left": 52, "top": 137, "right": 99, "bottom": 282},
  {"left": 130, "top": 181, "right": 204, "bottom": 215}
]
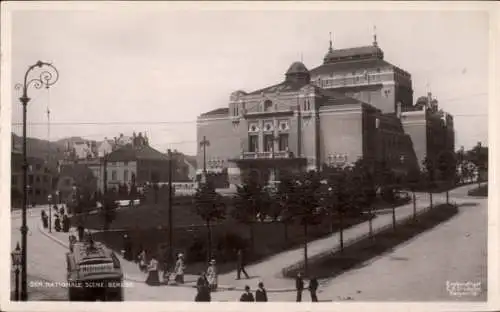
[{"left": 197, "top": 35, "right": 454, "bottom": 186}]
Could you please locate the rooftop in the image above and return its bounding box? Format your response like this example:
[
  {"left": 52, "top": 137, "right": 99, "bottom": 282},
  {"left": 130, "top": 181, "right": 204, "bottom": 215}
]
[{"left": 106, "top": 145, "right": 169, "bottom": 162}]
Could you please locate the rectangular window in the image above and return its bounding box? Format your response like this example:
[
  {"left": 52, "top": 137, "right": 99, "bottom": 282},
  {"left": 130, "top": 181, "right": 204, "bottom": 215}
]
[
  {"left": 35, "top": 189, "right": 40, "bottom": 195},
  {"left": 112, "top": 170, "right": 117, "bottom": 181},
  {"left": 263, "top": 134, "right": 274, "bottom": 152},
  {"left": 28, "top": 175, "right": 34, "bottom": 184},
  {"left": 249, "top": 135, "right": 259, "bottom": 153},
  {"left": 35, "top": 164, "right": 41, "bottom": 170},
  {"left": 279, "top": 134, "right": 289, "bottom": 151},
  {"left": 124, "top": 170, "right": 129, "bottom": 182}
]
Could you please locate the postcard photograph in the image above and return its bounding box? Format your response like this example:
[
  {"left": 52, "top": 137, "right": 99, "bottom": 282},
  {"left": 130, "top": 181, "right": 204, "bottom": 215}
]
[{"left": 0, "top": 1, "right": 497, "bottom": 311}]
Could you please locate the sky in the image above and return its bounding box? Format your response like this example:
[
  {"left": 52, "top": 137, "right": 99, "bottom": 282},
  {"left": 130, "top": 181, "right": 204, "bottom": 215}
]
[{"left": 6, "top": 3, "right": 490, "bottom": 156}]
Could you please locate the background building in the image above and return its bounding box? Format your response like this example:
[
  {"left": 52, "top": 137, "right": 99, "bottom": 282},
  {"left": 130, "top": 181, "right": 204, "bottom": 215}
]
[{"left": 11, "top": 150, "right": 56, "bottom": 207}]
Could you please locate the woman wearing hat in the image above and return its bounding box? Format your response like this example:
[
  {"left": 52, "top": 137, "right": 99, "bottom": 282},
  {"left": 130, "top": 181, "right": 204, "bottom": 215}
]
[
  {"left": 145, "top": 254, "right": 160, "bottom": 286},
  {"left": 206, "top": 259, "right": 218, "bottom": 292},
  {"left": 174, "top": 253, "right": 186, "bottom": 284}
]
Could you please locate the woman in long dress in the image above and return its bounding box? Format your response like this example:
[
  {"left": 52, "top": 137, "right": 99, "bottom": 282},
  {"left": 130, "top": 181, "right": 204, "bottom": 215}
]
[
  {"left": 206, "top": 259, "right": 218, "bottom": 292},
  {"left": 174, "top": 253, "right": 186, "bottom": 284},
  {"left": 145, "top": 256, "right": 160, "bottom": 286},
  {"left": 138, "top": 250, "right": 147, "bottom": 273}
]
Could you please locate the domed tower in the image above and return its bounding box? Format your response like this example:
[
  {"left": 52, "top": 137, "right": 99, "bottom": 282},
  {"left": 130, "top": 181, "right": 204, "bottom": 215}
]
[{"left": 285, "top": 61, "right": 311, "bottom": 85}]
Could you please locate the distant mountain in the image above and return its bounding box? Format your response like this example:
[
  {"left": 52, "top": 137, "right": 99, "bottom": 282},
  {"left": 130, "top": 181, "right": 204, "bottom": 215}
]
[{"left": 11, "top": 133, "right": 69, "bottom": 162}]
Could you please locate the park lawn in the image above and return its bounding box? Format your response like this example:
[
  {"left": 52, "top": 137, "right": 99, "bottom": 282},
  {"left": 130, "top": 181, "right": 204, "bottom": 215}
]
[
  {"left": 467, "top": 185, "right": 488, "bottom": 197},
  {"left": 89, "top": 211, "right": 371, "bottom": 275}
]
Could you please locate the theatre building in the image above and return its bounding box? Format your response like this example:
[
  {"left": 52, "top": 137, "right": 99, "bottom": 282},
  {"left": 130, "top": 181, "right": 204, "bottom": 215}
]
[{"left": 197, "top": 35, "right": 454, "bottom": 186}]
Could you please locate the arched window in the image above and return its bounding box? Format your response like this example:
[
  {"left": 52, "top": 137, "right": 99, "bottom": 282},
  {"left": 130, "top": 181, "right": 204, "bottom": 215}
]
[{"left": 264, "top": 100, "right": 273, "bottom": 112}]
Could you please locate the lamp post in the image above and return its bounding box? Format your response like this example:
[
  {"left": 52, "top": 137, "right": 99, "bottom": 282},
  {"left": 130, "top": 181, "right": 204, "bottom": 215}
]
[
  {"left": 47, "top": 194, "right": 52, "bottom": 233},
  {"left": 11, "top": 242, "right": 22, "bottom": 301},
  {"left": 15, "top": 61, "right": 59, "bottom": 301}
]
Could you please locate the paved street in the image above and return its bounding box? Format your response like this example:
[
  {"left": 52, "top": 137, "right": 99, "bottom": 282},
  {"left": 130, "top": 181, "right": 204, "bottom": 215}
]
[{"left": 10, "top": 184, "right": 487, "bottom": 301}]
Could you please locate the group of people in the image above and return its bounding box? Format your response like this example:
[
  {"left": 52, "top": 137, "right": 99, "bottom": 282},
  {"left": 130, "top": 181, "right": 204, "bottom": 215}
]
[
  {"left": 239, "top": 283, "right": 268, "bottom": 302},
  {"left": 295, "top": 272, "right": 319, "bottom": 302},
  {"left": 138, "top": 251, "right": 195, "bottom": 287},
  {"left": 41, "top": 206, "right": 70, "bottom": 232}
]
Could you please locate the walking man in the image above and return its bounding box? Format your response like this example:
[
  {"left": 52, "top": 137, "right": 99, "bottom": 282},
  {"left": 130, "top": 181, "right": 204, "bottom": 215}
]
[
  {"left": 295, "top": 272, "right": 304, "bottom": 302},
  {"left": 308, "top": 276, "right": 319, "bottom": 302},
  {"left": 236, "top": 249, "right": 250, "bottom": 280},
  {"left": 255, "top": 282, "right": 268, "bottom": 302}
]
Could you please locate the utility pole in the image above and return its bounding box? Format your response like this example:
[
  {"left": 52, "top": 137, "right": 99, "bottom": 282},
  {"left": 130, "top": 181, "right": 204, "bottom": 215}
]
[
  {"left": 199, "top": 136, "right": 210, "bottom": 182},
  {"left": 167, "top": 149, "right": 174, "bottom": 265},
  {"left": 103, "top": 152, "right": 108, "bottom": 195}
]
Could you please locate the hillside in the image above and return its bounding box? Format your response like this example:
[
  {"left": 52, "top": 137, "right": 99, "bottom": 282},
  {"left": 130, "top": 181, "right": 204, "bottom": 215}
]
[{"left": 11, "top": 133, "right": 72, "bottom": 162}]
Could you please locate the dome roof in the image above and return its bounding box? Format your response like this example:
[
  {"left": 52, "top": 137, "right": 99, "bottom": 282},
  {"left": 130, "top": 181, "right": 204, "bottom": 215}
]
[{"left": 286, "top": 62, "right": 309, "bottom": 75}]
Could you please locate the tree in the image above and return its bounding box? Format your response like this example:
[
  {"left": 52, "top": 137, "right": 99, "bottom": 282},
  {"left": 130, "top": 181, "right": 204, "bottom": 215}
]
[
  {"left": 467, "top": 142, "right": 488, "bottom": 187},
  {"left": 279, "top": 170, "right": 323, "bottom": 275},
  {"left": 437, "top": 152, "right": 457, "bottom": 204},
  {"left": 278, "top": 171, "right": 321, "bottom": 275},
  {"left": 405, "top": 167, "right": 422, "bottom": 219},
  {"left": 422, "top": 157, "right": 436, "bottom": 209},
  {"left": 351, "top": 159, "right": 377, "bottom": 237},
  {"left": 101, "top": 191, "right": 118, "bottom": 232},
  {"left": 232, "top": 171, "right": 266, "bottom": 252},
  {"left": 193, "top": 181, "right": 226, "bottom": 262},
  {"left": 375, "top": 160, "right": 398, "bottom": 229}
]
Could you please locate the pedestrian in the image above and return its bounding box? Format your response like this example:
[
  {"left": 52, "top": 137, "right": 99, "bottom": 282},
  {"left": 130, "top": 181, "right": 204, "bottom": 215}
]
[
  {"left": 255, "top": 282, "right": 268, "bottom": 302},
  {"left": 54, "top": 215, "right": 61, "bottom": 232},
  {"left": 41, "top": 210, "right": 48, "bottom": 229},
  {"left": 60, "top": 206, "right": 65, "bottom": 216},
  {"left": 236, "top": 249, "right": 250, "bottom": 280},
  {"left": 145, "top": 255, "right": 160, "bottom": 286},
  {"left": 308, "top": 276, "right": 319, "bottom": 302},
  {"left": 69, "top": 234, "right": 77, "bottom": 252},
  {"left": 123, "top": 234, "right": 133, "bottom": 261},
  {"left": 62, "top": 214, "right": 70, "bottom": 232},
  {"left": 195, "top": 272, "right": 211, "bottom": 302},
  {"left": 295, "top": 272, "right": 304, "bottom": 302},
  {"left": 77, "top": 225, "right": 85, "bottom": 242},
  {"left": 206, "top": 259, "right": 218, "bottom": 292},
  {"left": 239, "top": 285, "right": 255, "bottom": 302},
  {"left": 138, "top": 249, "right": 147, "bottom": 273},
  {"left": 174, "top": 253, "right": 185, "bottom": 284}
]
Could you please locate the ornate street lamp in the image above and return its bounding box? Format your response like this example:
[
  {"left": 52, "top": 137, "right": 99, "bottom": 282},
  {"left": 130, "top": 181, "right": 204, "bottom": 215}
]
[
  {"left": 15, "top": 61, "right": 59, "bottom": 301},
  {"left": 11, "top": 242, "right": 22, "bottom": 301}
]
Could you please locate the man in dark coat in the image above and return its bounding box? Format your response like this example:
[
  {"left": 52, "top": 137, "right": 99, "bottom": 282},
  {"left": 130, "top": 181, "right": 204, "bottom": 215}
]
[
  {"left": 236, "top": 249, "right": 250, "bottom": 280},
  {"left": 255, "top": 282, "right": 268, "bottom": 302},
  {"left": 41, "top": 210, "right": 48, "bottom": 229},
  {"left": 62, "top": 214, "right": 70, "bottom": 232},
  {"left": 123, "top": 234, "right": 133, "bottom": 261},
  {"left": 295, "top": 272, "right": 304, "bottom": 302},
  {"left": 239, "top": 285, "right": 254, "bottom": 302},
  {"left": 54, "top": 215, "right": 61, "bottom": 232},
  {"left": 308, "top": 277, "right": 319, "bottom": 302},
  {"left": 195, "top": 272, "right": 211, "bottom": 302},
  {"left": 77, "top": 225, "right": 85, "bottom": 242}
]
